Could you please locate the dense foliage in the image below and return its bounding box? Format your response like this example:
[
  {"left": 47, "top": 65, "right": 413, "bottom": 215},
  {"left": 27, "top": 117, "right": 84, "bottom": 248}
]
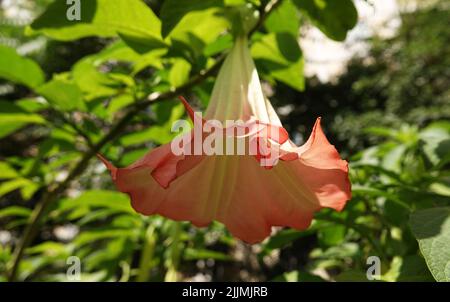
[{"left": 0, "top": 0, "right": 448, "bottom": 282}]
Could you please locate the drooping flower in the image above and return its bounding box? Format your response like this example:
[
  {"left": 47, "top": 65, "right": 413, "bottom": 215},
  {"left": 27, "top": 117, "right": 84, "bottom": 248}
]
[{"left": 99, "top": 36, "right": 351, "bottom": 243}]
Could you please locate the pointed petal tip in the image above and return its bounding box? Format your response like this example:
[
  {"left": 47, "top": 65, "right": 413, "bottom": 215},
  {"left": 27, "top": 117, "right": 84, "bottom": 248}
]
[
  {"left": 96, "top": 153, "right": 118, "bottom": 180},
  {"left": 178, "top": 95, "right": 195, "bottom": 121},
  {"left": 178, "top": 95, "right": 205, "bottom": 125}
]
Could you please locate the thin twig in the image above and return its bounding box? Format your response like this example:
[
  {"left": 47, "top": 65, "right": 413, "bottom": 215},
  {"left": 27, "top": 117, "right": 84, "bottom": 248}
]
[{"left": 7, "top": 0, "right": 281, "bottom": 281}]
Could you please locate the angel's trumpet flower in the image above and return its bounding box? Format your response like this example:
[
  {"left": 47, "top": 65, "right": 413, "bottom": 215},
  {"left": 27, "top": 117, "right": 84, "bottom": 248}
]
[{"left": 99, "top": 36, "right": 351, "bottom": 243}]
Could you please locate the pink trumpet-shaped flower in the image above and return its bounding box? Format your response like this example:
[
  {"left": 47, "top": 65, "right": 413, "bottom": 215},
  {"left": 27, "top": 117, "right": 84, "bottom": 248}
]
[{"left": 99, "top": 36, "right": 351, "bottom": 243}]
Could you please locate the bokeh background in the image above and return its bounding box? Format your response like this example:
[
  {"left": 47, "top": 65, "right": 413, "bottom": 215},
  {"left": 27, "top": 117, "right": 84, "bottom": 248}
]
[{"left": 0, "top": 0, "right": 449, "bottom": 282}]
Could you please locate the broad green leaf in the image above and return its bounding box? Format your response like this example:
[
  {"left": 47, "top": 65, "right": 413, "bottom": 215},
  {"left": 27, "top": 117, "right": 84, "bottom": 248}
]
[
  {"left": 318, "top": 224, "right": 346, "bottom": 246},
  {"left": 261, "top": 229, "right": 309, "bottom": 255},
  {"left": 382, "top": 255, "right": 434, "bottom": 282},
  {"left": 365, "top": 126, "right": 399, "bottom": 139},
  {"left": 0, "top": 118, "right": 44, "bottom": 138},
  {"left": 265, "top": 0, "right": 300, "bottom": 36},
  {"left": 0, "top": 100, "right": 46, "bottom": 139},
  {"left": 106, "top": 94, "right": 135, "bottom": 119},
  {"left": 16, "top": 98, "right": 49, "bottom": 113},
  {"left": 120, "top": 102, "right": 185, "bottom": 146},
  {"left": 429, "top": 182, "right": 450, "bottom": 197},
  {"left": 83, "top": 237, "right": 132, "bottom": 272},
  {"left": 203, "top": 34, "right": 233, "bottom": 57},
  {"left": 420, "top": 122, "right": 450, "bottom": 167},
  {"left": 28, "top": 0, "right": 162, "bottom": 43},
  {"left": 72, "top": 58, "right": 125, "bottom": 101},
  {"left": 58, "top": 190, "right": 133, "bottom": 214},
  {"left": 37, "top": 79, "right": 85, "bottom": 111},
  {"left": 71, "top": 42, "right": 164, "bottom": 100},
  {"left": 74, "top": 229, "right": 137, "bottom": 247},
  {"left": 410, "top": 207, "right": 450, "bottom": 281},
  {"left": 133, "top": 50, "right": 166, "bottom": 73},
  {"left": 0, "top": 45, "right": 45, "bottom": 89},
  {"left": 119, "top": 149, "right": 148, "bottom": 166},
  {"left": 0, "top": 162, "right": 19, "bottom": 179},
  {"left": 0, "top": 178, "right": 38, "bottom": 199},
  {"left": 160, "top": 0, "right": 224, "bottom": 38},
  {"left": 26, "top": 242, "right": 69, "bottom": 256},
  {"left": 94, "top": 41, "right": 142, "bottom": 61},
  {"left": 0, "top": 101, "right": 46, "bottom": 124},
  {"left": 310, "top": 243, "right": 360, "bottom": 260},
  {"left": 381, "top": 144, "right": 407, "bottom": 173},
  {"left": 352, "top": 185, "right": 410, "bottom": 210},
  {"left": 166, "top": 8, "right": 230, "bottom": 62},
  {"left": 169, "top": 58, "right": 192, "bottom": 88},
  {"left": 251, "top": 32, "right": 304, "bottom": 91},
  {"left": 0, "top": 206, "right": 32, "bottom": 219},
  {"left": 292, "top": 0, "right": 357, "bottom": 41},
  {"left": 89, "top": 40, "right": 165, "bottom": 72}
]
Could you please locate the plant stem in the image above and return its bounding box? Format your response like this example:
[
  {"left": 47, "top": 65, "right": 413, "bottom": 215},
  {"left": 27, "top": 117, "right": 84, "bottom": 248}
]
[
  {"left": 164, "top": 222, "right": 183, "bottom": 282},
  {"left": 7, "top": 0, "right": 281, "bottom": 282},
  {"left": 136, "top": 224, "right": 157, "bottom": 282}
]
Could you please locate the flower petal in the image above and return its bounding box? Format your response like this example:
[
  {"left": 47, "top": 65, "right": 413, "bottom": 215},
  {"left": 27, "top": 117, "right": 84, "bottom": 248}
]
[{"left": 99, "top": 123, "right": 350, "bottom": 243}]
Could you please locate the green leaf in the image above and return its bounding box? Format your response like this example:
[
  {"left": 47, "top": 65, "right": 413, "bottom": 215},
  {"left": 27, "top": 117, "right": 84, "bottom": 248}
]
[
  {"left": 84, "top": 40, "right": 164, "bottom": 71},
  {"left": 265, "top": 0, "right": 299, "bottom": 36},
  {"left": 203, "top": 34, "right": 233, "bottom": 57},
  {"left": 0, "top": 178, "right": 38, "bottom": 199},
  {"left": 251, "top": 32, "right": 304, "bottom": 90},
  {"left": 382, "top": 255, "right": 434, "bottom": 282},
  {"left": 119, "top": 149, "right": 148, "bottom": 166},
  {"left": 318, "top": 224, "right": 346, "bottom": 246},
  {"left": 28, "top": 0, "right": 162, "bottom": 43},
  {"left": 58, "top": 190, "right": 133, "bottom": 214},
  {"left": 72, "top": 59, "right": 123, "bottom": 101},
  {"left": 165, "top": 7, "right": 230, "bottom": 62},
  {"left": 74, "top": 229, "right": 137, "bottom": 247},
  {"left": 160, "top": 0, "right": 224, "bottom": 38},
  {"left": 70, "top": 42, "right": 163, "bottom": 101},
  {"left": 352, "top": 185, "right": 410, "bottom": 210},
  {"left": 429, "top": 182, "right": 450, "bottom": 197},
  {"left": 120, "top": 102, "right": 185, "bottom": 146},
  {"left": 410, "top": 207, "right": 450, "bottom": 281},
  {"left": 16, "top": 98, "right": 49, "bottom": 113},
  {"left": 37, "top": 79, "right": 85, "bottom": 111},
  {"left": 0, "top": 45, "right": 45, "bottom": 89},
  {"left": 0, "top": 161, "right": 19, "bottom": 179},
  {"left": 184, "top": 248, "right": 232, "bottom": 261},
  {"left": 261, "top": 229, "right": 309, "bottom": 255},
  {"left": 169, "top": 58, "right": 192, "bottom": 88},
  {"left": 420, "top": 122, "right": 450, "bottom": 167},
  {"left": 106, "top": 94, "right": 135, "bottom": 119},
  {"left": 0, "top": 100, "right": 46, "bottom": 139},
  {"left": 292, "top": 0, "right": 357, "bottom": 41},
  {"left": 26, "top": 242, "right": 69, "bottom": 256},
  {"left": 0, "top": 206, "right": 32, "bottom": 219}
]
